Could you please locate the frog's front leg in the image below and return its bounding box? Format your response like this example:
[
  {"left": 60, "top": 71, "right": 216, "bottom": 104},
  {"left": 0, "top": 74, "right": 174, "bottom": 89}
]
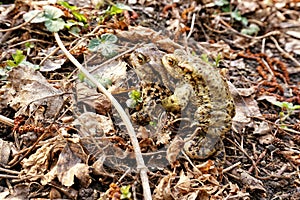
[{"left": 161, "top": 83, "right": 193, "bottom": 113}]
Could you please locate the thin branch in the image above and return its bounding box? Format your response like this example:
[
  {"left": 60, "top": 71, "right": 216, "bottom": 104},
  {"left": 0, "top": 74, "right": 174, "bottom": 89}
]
[
  {"left": 0, "top": 11, "right": 42, "bottom": 32},
  {"left": 53, "top": 32, "right": 152, "bottom": 200},
  {"left": 0, "top": 115, "right": 14, "bottom": 127}
]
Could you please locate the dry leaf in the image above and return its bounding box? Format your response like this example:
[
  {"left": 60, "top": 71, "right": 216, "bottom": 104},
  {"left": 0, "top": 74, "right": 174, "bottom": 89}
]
[
  {"left": 0, "top": 139, "right": 11, "bottom": 165},
  {"left": 72, "top": 112, "right": 115, "bottom": 137},
  {"left": 42, "top": 141, "right": 91, "bottom": 187},
  {"left": 8, "top": 65, "right": 64, "bottom": 118}
]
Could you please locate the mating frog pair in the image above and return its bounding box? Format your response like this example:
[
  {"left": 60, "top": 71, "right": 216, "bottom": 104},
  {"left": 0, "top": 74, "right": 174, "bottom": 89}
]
[{"left": 129, "top": 44, "right": 235, "bottom": 159}]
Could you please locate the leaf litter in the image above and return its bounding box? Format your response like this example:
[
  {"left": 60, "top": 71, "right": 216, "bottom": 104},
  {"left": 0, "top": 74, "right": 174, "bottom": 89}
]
[{"left": 0, "top": 0, "right": 300, "bottom": 199}]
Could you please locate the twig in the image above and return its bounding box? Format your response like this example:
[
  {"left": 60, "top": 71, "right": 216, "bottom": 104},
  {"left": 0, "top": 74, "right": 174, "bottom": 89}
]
[
  {"left": 223, "top": 161, "right": 241, "bottom": 173},
  {"left": 53, "top": 32, "right": 152, "bottom": 200},
  {"left": 0, "top": 11, "right": 42, "bottom": 33},
  {"left": 219, "top": 18, "right": 281, "bottom": 40},
  {"left": 270, "top": 36, "right": 300, "bottom": 67},
  {"left": 0, "top": 115, "right": 14, "bottom": 127},
  {"left": 186, "top": 13, "right": 196, "bottom": 40}
]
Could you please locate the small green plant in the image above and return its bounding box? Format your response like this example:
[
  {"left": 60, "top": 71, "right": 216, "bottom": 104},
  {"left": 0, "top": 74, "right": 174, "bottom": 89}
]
[
  {"left": 120, "top": 185, "right": 132, "bottom": 199},
  {"left": 126, "top": 90, "right": 142, "bottom": 108},
  {"left": 271, "top": 101, "right": 300, "bottom": 122},
  {"left": 241, "top": 23, "right": 260, "bottom": 36},
  {"left": 2, "top": 50, "right": 39, "bottom": 80},
  {"left": 200, "top": 53, "right": 222, "bottom": 67},
  {"left": 78, "top": 71, "right": 112, "bottom": 88},
  {"left": 6, "top": 50, "right": 26, "bottom": 67},
  {"left": 88, "top": 33, "right": 119, "bottom": 58},
  {"left": 23, "top": 5, "right": 66, "bottom": 32},
  {"left": 105, "top": 3, "right": 133, "bottom": 16},
  {"left": 214, "top": 0, "right": 261, "bottom": 35},
  {"left": 58, "top": 1, "right": 87, "bottom": 23},
  {"left": 231, "top": 9, "right": 248, "bottom": 26}
]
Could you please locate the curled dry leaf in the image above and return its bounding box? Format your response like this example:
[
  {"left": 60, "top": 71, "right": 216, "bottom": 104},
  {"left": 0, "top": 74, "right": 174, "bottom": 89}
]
[
  {"left": 233, "top": 168, "right": 266, "bottom": 193},
  {"left": 41, "top": 138, "right": 91, "bottom": 187},
  {"left": 174, "top": 170, "right": 191, "bottom": 194},
  {"left": 8, "top": 65, "right": 64, "bottom": 118},
  {"left": 21, "top": 135, "right": 64, "bottom": 182},
  {"left": 0, "top": 139, "right": 11, "bottom": 165},
  {"left": 76, "top": 82, "right": 112, "bottom": 115},
  {"left": 152, "top": 172, "right": 174, "bottom": 200},
  {"left": 166, "top": 136, "right": 184, "bottom": 166},
  {"left": 72, "top": 112, "right": 115, "bottom": 137},
  {"left": 231, "top": 84, "right": 262, "bottom": 133},
  {"left": 115, "top": 26, "right": 182, "bottom": 52}
]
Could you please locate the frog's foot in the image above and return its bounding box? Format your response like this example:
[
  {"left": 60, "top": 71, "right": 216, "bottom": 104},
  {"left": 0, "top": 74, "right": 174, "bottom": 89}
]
[{"left": 131, "top": 111, "right": 151, "bottom": 126}]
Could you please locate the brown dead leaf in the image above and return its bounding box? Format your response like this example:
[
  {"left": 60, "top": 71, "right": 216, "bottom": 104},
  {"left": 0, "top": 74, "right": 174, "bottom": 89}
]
[
  {"left": 21, "top": 136, "right": 64, "bottom": 181},
  {"left": 230, "top": 84, "right": 262, "bottom": 133},
  {"left": 0, "top": 139, "right": 11, "bottom": 165},
  {"left": 8, "top": 65, "right": 64, "bottom": 118},
  {"left": 254, "top": 121, "right": 272, "bottom": 135},
  {"left": 166, "top": 136, "right": 184, "bottom": 166},
  {"left": 152, "top": 172, "right": 175, "bottom": 200},
  {"left": 115, "top": 26, "right": 182, "bottom": 52},
  {"left": 174, "top": 170, "right": 191, "bottom": 194},
  {"left": 72, "top": 112, "right": 115, "bottom": 137},
  {"left": 41, "top": 139, "right": 91, "bottom": 187},
  {"left": 233, "top": 168, "right": 266, "bottom": 193}
]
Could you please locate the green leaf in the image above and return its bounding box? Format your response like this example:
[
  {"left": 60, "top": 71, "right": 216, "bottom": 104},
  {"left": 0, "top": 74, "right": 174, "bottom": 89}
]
[
  {"left": 101, "top": 33, "right": 118, "bottom": 43},
  {"left": 88, "top": 38, "right": 101, "bottom": 52},
  {"left": 21, "top": 61, "right": 40, "bottom": 70},
  {"left": 231, "top": 10, "right": 242, "bottom": 21},
  {"left": 69, "top": 26, "right": 81, "bottom": 34},
  {"left": 44, "top": 18, "right": 66, "bottom": 32},
  {"left": 25, "top": 42, "right": 35, "bottom": 48},
  {"left": 120, "top": 185, "right": 132, "bottom": 199},
  {"left": 88, "top": 34, "right": 119, "bottom": 58},
  {"left": 12, "top": 50, "right": 25, "bottom": 65},
  {"left": 78, "top": 71, "right": 85, "bottom": 82},
  {"left": 58, "top": 1, "right": 77, "bottom": 11},
  {"left": 108, "top": 3, "right": 133, "bottom": 15},
  {"left": 43, "top": 5, "right": 65, "bottom": 19},
  {"left": 6, "top": 60, "right": 17, "bottom": 67},
  {"left": 129, "top": 90, "right": 141, "bottom": 101},
  {"left": 241, "top": 24, "right": 260, "bottom": 35},
  {"left": 200, "top": 54, "right": 209, "bottom": 63},
  {"left": 271, "top": 101, "right": 284, "bottom": 108},
  {"left": 214, "top": 0, "right": 229, "bottom": 6},
  {"left": 101, "top": 43, "right": 118, "bottom": 58},
  {"left": 241, "top": 17, "right": 248, "bottom": 26},
  {"left": 72, "top": 11, "right": 87, "bottom": 23},
  {"left": 293, "top": 105, "right": 300, "bottom": 110},
  {"left": 23, "top": 10, "right": 47, "bottom": 23},
  {"left": 115, "top": 3, "right": 133, "bottom": 12}
]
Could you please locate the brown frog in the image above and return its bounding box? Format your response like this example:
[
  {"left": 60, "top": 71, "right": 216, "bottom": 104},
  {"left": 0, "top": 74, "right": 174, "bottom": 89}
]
[
  {"left": 161, "top": 49, "right": 235, "bottom": 159},
  {"left": 130, "top": 44, "right": 235, "bottom": 159}
]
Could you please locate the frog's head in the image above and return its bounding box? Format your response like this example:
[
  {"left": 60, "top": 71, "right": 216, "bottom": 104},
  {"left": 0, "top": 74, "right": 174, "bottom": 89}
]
[{"left": 162, "top": 49, "right": 193, "bottom": 79}]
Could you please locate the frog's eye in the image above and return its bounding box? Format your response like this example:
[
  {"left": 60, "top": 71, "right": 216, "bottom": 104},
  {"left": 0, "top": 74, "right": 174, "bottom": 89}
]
[
  {"left": 137, "top": 53, "right": 147, "bottom": 64},
  {"left": 167, "top": 57, "right": 176, "bottom": 66}
]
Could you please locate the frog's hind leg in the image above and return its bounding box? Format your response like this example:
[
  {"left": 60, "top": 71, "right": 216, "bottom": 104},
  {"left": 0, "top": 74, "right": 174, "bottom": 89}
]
[{"left": 184, "top": 110, "right": 232, "bottom": 159}]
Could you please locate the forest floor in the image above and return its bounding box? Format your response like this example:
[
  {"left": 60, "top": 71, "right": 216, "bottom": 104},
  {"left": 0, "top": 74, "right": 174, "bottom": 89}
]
[{"left": 0, "top": 0, "right": 300, "bottom": 199}]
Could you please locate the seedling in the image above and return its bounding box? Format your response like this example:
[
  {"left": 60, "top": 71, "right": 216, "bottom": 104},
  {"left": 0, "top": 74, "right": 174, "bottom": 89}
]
[
  {"left": 120, "top": 185, "right": 132, "bottom": 199},
  {"left": 271, "top": 101, "right": 300, "bottom": 123},
  {"left": 88, "top": 33, "right": 119, "bottom": 58},
  {"left": 126, "top": 90, "right": 142, "bottom": 108},
  {"left": 6, "top": 50, "right": 25, "bottom": 67},
  {"left": 23, "top": 5, "right": 66, "bottom": 32},
  {"left": 106, "top": 3, "right": 133, "bottom": 16}
]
